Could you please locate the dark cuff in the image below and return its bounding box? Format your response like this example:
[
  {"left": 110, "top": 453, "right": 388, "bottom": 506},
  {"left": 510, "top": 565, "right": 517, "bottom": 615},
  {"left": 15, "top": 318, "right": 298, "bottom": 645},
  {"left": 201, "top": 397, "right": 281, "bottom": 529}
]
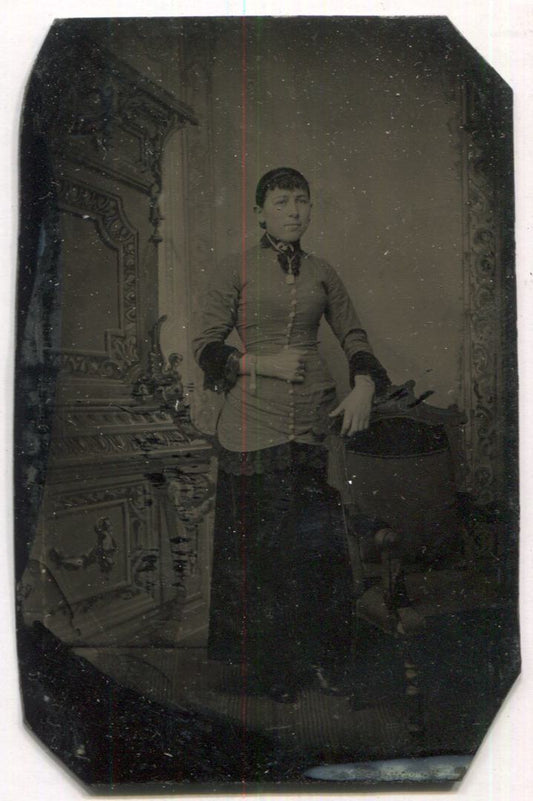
[
  {"left": 349, "top": 351, "right": 391, "bottom": 396},
  {"left": 199, "top": 342, "right": 242, "bottom": 393}
]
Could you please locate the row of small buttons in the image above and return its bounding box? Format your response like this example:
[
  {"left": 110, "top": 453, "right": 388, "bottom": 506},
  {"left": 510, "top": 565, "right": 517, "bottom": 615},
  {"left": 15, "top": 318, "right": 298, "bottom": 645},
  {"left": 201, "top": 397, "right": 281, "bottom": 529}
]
[{"left": 286, "top": 284, "right": 298, "bottom": 441}]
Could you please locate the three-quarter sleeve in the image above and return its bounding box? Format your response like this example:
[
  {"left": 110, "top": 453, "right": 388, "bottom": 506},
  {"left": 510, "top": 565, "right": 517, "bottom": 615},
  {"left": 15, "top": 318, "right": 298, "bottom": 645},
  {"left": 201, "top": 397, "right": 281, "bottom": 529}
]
[
  {"left": 322, "top": 261, "right": 391, "bottom": 396},
  {"left": 192, "top": 258, "right": 244, "bottom": 393}
]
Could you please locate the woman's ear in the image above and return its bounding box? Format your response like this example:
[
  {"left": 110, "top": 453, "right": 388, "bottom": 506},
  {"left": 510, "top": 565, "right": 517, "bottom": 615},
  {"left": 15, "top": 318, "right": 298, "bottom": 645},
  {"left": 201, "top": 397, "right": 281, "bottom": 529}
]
[{"left": 254, "top": 205, "right": 266, "bottom": 229}]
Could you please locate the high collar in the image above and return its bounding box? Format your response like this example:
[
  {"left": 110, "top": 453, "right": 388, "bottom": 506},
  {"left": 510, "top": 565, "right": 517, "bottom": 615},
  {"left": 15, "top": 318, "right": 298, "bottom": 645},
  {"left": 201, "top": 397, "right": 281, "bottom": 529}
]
[
  {"left": 260, "top": 232, "right": 304, "bottom": 255},
  {"left": 260, "top": 232, "right": 304, "bottom": 280}
]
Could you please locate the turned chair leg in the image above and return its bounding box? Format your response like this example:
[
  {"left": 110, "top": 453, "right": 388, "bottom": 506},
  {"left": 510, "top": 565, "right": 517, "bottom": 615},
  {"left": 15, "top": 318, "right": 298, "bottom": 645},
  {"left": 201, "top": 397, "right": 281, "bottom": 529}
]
[
  {"left": 378, "top": 528, "right": 425, "bottom": 741},
  {"left": 403, "top": 650, "right": 425, "bottom": 740}
]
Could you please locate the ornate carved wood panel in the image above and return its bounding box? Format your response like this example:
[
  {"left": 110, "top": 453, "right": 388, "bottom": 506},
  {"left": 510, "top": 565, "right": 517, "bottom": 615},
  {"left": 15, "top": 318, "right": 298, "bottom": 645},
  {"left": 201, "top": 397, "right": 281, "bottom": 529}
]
[
  {"left": 52, "top": 179, "right": 140, "bottom": 382},
  {"left": 22, "top": 444, "right": 213, "bottom": 645},
  {"left": 19, "top": 25, "right": 213, "bottom": 646},
  {"left": 460, "top": 71, "right": 514, "bottom": 505}
]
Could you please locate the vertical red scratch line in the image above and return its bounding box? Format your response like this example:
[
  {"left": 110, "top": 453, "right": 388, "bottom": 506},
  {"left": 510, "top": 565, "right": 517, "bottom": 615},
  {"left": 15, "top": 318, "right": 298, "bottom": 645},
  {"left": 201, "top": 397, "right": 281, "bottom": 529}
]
[{"left": 240, "top": 14, "right": 248, "bottom": 794}]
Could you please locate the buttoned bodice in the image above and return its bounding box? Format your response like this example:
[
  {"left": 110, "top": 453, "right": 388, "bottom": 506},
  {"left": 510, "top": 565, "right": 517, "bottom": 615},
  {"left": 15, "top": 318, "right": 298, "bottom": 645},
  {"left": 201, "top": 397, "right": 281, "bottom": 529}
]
[{"left": 193, "top": 244, "right": 372, "bottom": 452}]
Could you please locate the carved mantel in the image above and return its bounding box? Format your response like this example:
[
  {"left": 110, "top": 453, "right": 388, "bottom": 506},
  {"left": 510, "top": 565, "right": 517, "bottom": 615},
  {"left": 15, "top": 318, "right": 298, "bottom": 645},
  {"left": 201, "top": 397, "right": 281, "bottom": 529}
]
[{"left": 31, "top": 27, "right": 197, "bottom": 194}]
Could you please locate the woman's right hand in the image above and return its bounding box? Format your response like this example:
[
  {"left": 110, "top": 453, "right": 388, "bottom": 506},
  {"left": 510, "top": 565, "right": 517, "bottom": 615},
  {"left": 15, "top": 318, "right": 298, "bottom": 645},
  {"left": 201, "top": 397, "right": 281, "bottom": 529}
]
[{"left": 256, "top": 349, "right": 307, "bottom": 382}]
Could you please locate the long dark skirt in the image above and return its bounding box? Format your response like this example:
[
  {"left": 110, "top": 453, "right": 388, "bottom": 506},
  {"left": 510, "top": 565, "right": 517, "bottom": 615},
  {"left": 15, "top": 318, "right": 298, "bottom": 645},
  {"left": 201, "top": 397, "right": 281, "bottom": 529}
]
[{"left": 208, "top": 445, "right": 354, "bottom": 691}]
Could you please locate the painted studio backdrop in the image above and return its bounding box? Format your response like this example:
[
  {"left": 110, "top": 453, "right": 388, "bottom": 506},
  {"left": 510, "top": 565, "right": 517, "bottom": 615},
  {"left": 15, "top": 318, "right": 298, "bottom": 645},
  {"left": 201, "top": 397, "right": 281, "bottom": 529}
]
[{"left": 15, "top": 17, "right": 518, "bottom": 789}]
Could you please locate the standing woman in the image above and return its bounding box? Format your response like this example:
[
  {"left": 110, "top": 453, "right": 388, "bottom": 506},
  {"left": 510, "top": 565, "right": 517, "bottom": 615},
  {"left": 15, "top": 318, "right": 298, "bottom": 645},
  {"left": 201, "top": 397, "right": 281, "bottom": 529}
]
[{"left": 193, "top": 168, "right": 390, "bottom": 703}]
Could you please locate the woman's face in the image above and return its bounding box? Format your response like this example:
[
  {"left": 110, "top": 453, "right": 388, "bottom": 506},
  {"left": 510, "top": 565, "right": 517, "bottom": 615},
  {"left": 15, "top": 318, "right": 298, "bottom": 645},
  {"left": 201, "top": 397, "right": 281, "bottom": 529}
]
[{"left": 256, "top": 186, "right": 312, "bottom": 243}]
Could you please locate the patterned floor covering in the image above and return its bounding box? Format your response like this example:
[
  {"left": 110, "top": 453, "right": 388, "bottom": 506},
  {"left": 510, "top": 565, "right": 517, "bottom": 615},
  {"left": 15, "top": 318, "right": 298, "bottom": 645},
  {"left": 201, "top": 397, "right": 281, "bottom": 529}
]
[{"left": 75, "top": 646, "right": 413, "bottom": 764}]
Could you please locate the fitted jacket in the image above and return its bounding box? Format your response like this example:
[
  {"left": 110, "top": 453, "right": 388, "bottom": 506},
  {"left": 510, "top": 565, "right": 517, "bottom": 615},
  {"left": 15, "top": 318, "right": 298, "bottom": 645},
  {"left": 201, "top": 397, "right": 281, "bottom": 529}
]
[{"left": 193, "top": 241, "right": 387, "bottom": 453}]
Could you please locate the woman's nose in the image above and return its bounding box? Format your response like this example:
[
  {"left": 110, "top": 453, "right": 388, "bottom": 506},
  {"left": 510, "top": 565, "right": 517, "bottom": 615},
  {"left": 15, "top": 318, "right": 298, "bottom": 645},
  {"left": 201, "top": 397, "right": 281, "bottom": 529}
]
[{"left": 287, "top": 200, "right": 299, "bottom": 216}]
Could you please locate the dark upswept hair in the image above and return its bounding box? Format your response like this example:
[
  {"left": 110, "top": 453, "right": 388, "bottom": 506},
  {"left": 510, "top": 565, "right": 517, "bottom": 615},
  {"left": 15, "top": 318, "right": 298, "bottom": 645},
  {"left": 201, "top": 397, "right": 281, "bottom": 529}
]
[{"left": 255, "top": 167, "right": 310, "bottom": 208}]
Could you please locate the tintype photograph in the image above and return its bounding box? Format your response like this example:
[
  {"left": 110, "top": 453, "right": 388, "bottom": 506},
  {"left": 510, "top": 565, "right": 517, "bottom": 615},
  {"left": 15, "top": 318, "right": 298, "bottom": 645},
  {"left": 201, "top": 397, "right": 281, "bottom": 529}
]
[{"left": 14, "top": 15, "right": 519, "bottom": 791}]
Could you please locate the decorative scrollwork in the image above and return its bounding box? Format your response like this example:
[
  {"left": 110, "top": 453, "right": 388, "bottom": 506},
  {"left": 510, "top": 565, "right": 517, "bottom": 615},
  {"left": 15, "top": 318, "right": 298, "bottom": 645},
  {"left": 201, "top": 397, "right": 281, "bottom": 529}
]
[
  {"left": 461, "top": 74, "right": 510, "bottom": 504},
  {"left": 33, "top": 29, "right": 196, "bottom": 191},
  {"left": 48, "top": 516, "right": 117, "bottom": 574},
  {"left": 133, "top": 316, "right": 184, "bottom": 405},
  {"left": 132, "top": 315, "right": 205, "bottom": 442},
  {"left": 168, "top": 533, "right": 197, "bottom": 589},
  {"left": 49, "top": 430, "right": 184, "bottom": 460},
  {"left": 53, "top": 482, "right": 149, "bottom": 513},
  {"left": 47, "top": 351, "right": 123, "bottom": 380},
  {"left": 144, "top": 469, "right": 215, "bottom": 591},
  {"left": 56, "top": 406, "right": 175, "bottom": 432},
  {"left": 166, "top": 472, "right": 215, "bottom": 527},
  {"left": 131, "top": 548, "right": 160, "bottom": 597}
]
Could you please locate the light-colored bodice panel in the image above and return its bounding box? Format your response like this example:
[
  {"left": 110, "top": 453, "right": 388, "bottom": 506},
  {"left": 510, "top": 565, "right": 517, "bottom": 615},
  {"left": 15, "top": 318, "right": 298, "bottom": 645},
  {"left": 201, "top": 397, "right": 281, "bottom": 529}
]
[{"left": 193, "top": 244, "right": 372, "bottom": 452}]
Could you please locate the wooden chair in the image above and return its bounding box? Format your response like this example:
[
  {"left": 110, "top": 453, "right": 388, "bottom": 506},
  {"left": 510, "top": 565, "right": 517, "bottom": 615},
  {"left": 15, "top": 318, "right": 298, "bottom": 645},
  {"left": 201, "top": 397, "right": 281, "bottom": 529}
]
[{"left": 336, "top": 385, "right": 515, "bottom": 744}]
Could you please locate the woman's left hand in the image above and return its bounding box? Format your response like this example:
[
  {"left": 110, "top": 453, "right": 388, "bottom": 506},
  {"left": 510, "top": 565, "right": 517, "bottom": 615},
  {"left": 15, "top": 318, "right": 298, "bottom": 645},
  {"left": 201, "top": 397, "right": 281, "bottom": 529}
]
[{"left": 329, "top": 376, "right": 375, "bottom": 436}]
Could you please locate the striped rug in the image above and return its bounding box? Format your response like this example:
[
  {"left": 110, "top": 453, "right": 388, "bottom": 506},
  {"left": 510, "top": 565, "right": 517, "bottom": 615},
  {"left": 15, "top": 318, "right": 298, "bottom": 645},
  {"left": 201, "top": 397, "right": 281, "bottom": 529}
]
[{"left": 76, "top": 646, "right": 413, "bottom": 764}]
